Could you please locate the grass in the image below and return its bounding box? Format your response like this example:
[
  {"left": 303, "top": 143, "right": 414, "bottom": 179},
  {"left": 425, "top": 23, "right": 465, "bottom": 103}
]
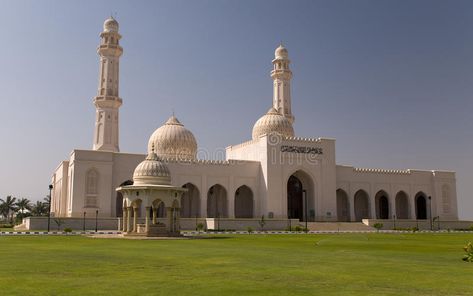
[{"left": 0, "top": 233, "right": 472, "bottom": 295}]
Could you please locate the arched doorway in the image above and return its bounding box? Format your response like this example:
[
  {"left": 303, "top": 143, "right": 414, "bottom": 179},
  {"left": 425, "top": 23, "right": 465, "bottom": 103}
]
[
  {"left": 416, "top": 192, "right": 427, "bottom": 220},
  {"left": 287, "top": 176, "right": 303, "bottom": 220},
  {"left": 207, "top": 184, "right": 227, "bottom": 218},
  {"left": 180, "top": 183, "right": 200, "bottom": 218},
  {"left": 116, "top": 180, "right": 133, "bottom": 217},
  {"left": 354, "top": 190, "right": 370, "bottom": 221},
  {"left": 336, "top": 189, "right": 350, "bottom": 222},
  {"left": 234, "top": 185, "right": 253, "bottom": 218},
  {"left": 395, "top": 191, "right": 409, "bottom": 219},
  {"left": 157, "top": 202, "right": 166, "bottom": 218},
  {"left": 375, "top": 191, "right": 390, "bottom": 219},
  {"left": 287, "top": 171, "right": 314, "bottom": 221}
]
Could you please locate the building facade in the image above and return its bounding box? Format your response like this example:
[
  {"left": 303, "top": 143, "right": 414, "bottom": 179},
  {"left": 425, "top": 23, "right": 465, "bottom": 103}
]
[{"left": 50, "top": 18, "right": 458, "bottom": 224}]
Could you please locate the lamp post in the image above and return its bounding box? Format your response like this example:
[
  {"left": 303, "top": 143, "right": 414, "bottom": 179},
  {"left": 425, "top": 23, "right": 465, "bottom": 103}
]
[
  {"left": 428, "top": 196, "right": 432, "bottom": 231},
  {"left": 47, "top": 184, "right": 53, "bottom": 232},
  {"left": 95, "top": 210, "right": 99, "bottom": 232},
  {"left": 83, "top": 211, "right": 86, "bottom": 232},
  {"left": 393, "top": 214, "right": 396, "bottom": 229},
  {"left": 303, "top": 189, "right": 307, "bottom": 232}
]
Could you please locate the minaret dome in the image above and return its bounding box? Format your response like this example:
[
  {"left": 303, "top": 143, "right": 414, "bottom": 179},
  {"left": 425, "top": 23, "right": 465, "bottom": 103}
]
[{"left": 103, "top": 17, "right": 119, "bottom": 32}]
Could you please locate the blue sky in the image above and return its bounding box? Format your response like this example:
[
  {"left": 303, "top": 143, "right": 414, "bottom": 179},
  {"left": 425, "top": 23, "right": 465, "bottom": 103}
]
[{"left": 0, "top": 0, "right": 472, "bottom": 219}]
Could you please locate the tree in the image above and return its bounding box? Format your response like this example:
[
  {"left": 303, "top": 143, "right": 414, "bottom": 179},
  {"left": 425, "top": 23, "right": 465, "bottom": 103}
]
[
  {"left": 31, "top": 201, "right": 48, "bottom": 217},
  {"left": 16, "top": 198, "right": 32, "bottom": 214},
  {"left": 0, "top": 196, "right": 17, "bottom": 223}
]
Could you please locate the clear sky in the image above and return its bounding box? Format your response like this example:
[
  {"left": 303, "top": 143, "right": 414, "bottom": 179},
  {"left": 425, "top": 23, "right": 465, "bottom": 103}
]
[{"left": 0, "top": 0, "right": 472, "bottom": 219}]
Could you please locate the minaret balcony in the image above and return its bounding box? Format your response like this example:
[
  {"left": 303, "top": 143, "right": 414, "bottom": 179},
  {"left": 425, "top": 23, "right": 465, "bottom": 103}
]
[{"left": 94, "top": 96, "right": 122, "bottom": 108}]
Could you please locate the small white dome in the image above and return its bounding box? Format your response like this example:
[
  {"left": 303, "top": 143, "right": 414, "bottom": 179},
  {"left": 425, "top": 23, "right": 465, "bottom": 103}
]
[
  {"left": 275, "top": 44, "right": 288, "bottom": 59},
  {"left": 148, "top": 115, "right": 197, "bottom": 160},
  {"left": 252, "top": 107, "right": 294, "bottom": 140},
  {"left": 133, "top": 148, "right": 171, "bottom": 186},
  {"left": 103, "top": 17, "right": 119, "bottom": 32}
]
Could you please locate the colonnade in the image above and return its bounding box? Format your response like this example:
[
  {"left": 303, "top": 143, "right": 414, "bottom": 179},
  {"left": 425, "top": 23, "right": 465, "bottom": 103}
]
[{"left": 122, "top": 203, "right": 180, "bottom": 234}]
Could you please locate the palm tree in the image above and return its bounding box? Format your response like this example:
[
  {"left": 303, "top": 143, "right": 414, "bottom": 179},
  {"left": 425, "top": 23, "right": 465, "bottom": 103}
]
[
  {"left": 16, "top": 198, "right": 32, "bottom": 214},
  {"left": 0, "top": 196, "right": 17, "bottom": 223},
  {"left": 31, "top": 201, "right": 48, "bottom": 217}
]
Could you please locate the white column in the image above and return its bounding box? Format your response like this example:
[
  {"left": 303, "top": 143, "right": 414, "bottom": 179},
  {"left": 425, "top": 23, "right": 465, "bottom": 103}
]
[
  {"left": 152, "top": 208, "right": 157, "bottom": 224},
  {"left": 166, "top": 207, "right": 173, "bottom": 232},
  {"left": 122, "top": 208, "right": 127, "bottom": 232},
  {"left": 133, "top": 207, "right": 138, "bottom": 232},
  {"left": 145, "top": 206, "right": 150, "bottom": 233},
  {"left": 126, "top": 207, "right": 132, "bottom": 232}
]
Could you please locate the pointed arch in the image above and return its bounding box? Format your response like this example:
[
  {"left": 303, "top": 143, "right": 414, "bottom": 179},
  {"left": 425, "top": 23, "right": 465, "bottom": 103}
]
[
  {"left": 336, "top": 189, "right": 350, "bottom": 222},
  {"left": 207, "top": 184, "right": 228, "bottom": 218},
  {"left": 375, "top": 190, "right": 390, "bottom": 219},
  {"left": 415, "top": 192, "right": 427, "bottom": 220},
  {"left": 395, "top": 191, "right": 409, "bottom": 219},
  {"left": 181, "top": 183, "right": 200, "bottom": 218},
  {"left": 287, "top": 170, "right": 315, "bottom": 221},
  {"left": 234, "top": 185, "right": 254, "bottom": 218},
  {"left": 354, "top": 189, "right": 370, "bottom": 221}
]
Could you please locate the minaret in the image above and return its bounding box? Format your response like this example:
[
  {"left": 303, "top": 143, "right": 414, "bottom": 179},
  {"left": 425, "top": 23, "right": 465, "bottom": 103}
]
[
  {"left": 271, "top": 44, "right": 294, "bottom": 124},
  {"left": 93, "top": 17, "right": 123, "bottom": 152}
]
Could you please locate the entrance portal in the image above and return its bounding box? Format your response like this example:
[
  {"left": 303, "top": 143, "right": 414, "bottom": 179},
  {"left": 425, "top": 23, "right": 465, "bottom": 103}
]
[
  {"left": 416, "top": 193, "right": 427, "bottom": 220},
  {"left": 287, "top": 175, "right": 303, "bottom": 220}
]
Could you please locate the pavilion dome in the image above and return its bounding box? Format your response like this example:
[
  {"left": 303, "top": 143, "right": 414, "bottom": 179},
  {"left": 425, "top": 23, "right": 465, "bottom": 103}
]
[
  {"left": 147, "top": 115, "right": 197, "bottom": 160},
  {"left": 133, "top": 147, "right": 171, "bottom": 186},
  {"left": 252, "top": 107, "right": 294, "bottom": 140},
  {"left": 103, "top": 17, "right": 119, "bottom": 32}
]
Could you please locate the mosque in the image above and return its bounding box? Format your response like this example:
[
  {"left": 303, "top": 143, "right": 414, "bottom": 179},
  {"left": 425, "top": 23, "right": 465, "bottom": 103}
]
[{"left": 49, "top": 17, "right": 459, "bottom": 232}]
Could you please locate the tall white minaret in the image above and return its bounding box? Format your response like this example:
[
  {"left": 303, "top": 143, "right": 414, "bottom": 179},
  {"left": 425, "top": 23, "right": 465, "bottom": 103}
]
[
  {"left": 93, "top": 17, "right": 123, "bottom": 152},
  {"left": 271, "top": 44, "right": 294, "bottom": 124}
]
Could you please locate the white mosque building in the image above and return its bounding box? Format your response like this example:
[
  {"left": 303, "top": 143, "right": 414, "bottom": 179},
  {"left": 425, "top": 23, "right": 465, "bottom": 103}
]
[{"left": 49, "top": 17, "right": 459, "bottom": 230}]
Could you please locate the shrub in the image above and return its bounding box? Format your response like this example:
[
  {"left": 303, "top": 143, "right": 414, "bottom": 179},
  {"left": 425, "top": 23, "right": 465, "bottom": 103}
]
[
  {"left": 411, "top": 227, "right": 419, "bottom": 232},
  {"left": 258, "top": 215, "right": 266, "bottom": 231},
  {"left": 373, "top": 223, "right": 383, "bottom": 232},
  {"left": 0, "top": 224, "right": 14, "bottom": 228},
  {"left": 294, "top": 225, "right": 303, "bottom": 232},
  {"left": 64, "top": 228, "right": 72, "bottom": 233},
  {"left": 247, "top": 226, "right": 253, "bottom": 234},
  {"left": 469, "top": 225, "right": 473, "bottom": 231},
  {"left": 196, "top": 223, "right": 204, "bottom": 232},
  {"left": 462, "top": 242, "right": 473, "bottom": 262}
]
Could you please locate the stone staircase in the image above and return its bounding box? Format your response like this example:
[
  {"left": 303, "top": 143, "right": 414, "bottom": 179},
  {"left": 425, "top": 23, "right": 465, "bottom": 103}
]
[{"left": 305, "top": 222, "right": 374, "bottom": 231}]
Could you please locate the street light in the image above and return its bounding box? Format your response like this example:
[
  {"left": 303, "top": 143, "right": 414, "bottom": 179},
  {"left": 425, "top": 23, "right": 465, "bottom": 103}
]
[
  {"left": 47, "top": 184, "right": 53, "bottom": 232},
  {"left": 83, "top": 211, "right": 86, "bottom": 232},
  {"left": 428, "top": 196, "right": 432, "bottom": 231},
  {"left": 95, "top": 210, "right": 99, "bottom": 232},
  {"left": 303, "top": 189, "right": 307, "bottom": 232}
]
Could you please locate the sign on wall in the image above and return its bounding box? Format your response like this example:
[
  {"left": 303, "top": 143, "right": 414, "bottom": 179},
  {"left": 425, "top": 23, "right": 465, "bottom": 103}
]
[{"left": 280, "top": 145, "right": 323, "bottom": 155}]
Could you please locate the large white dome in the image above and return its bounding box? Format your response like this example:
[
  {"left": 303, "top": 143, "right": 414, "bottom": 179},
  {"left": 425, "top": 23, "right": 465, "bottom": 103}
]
[
  {"left": 148, "top": 115, "right": 197, "bottom": 160},
  {"left": 252, "top": 107, "right": 294, "bottom": 140},
  {"left": 133, "top": 148, "right": 171, "bottom": 186}
]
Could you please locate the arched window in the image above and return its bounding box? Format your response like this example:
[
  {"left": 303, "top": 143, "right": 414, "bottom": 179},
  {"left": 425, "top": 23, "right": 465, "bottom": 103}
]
[
  {"left": 85, "top": 169, "right": 99, "bottom": 208},
  {"left": 442, "top": 185, "right": 450, "bottom": 214}
]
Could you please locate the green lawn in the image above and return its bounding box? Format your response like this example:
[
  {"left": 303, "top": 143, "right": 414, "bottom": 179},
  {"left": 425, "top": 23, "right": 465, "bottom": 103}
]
[{"left": 0, "top": 233, "right": 472, "bottom": 295}]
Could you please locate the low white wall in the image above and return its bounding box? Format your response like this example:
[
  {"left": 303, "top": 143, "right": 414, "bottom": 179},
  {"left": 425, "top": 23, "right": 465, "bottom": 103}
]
[
  {"left": 21, "top": 217, "right": 302, "bottom": 231},
  {"left": 22, "top": 217, "right": 120, "bottom": 231},
  {"left": 204, "top": 218, "right": 300, "bottom": 231},
  {"left": 363, "top": 219, "right": 473, "bottom": 230}
]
